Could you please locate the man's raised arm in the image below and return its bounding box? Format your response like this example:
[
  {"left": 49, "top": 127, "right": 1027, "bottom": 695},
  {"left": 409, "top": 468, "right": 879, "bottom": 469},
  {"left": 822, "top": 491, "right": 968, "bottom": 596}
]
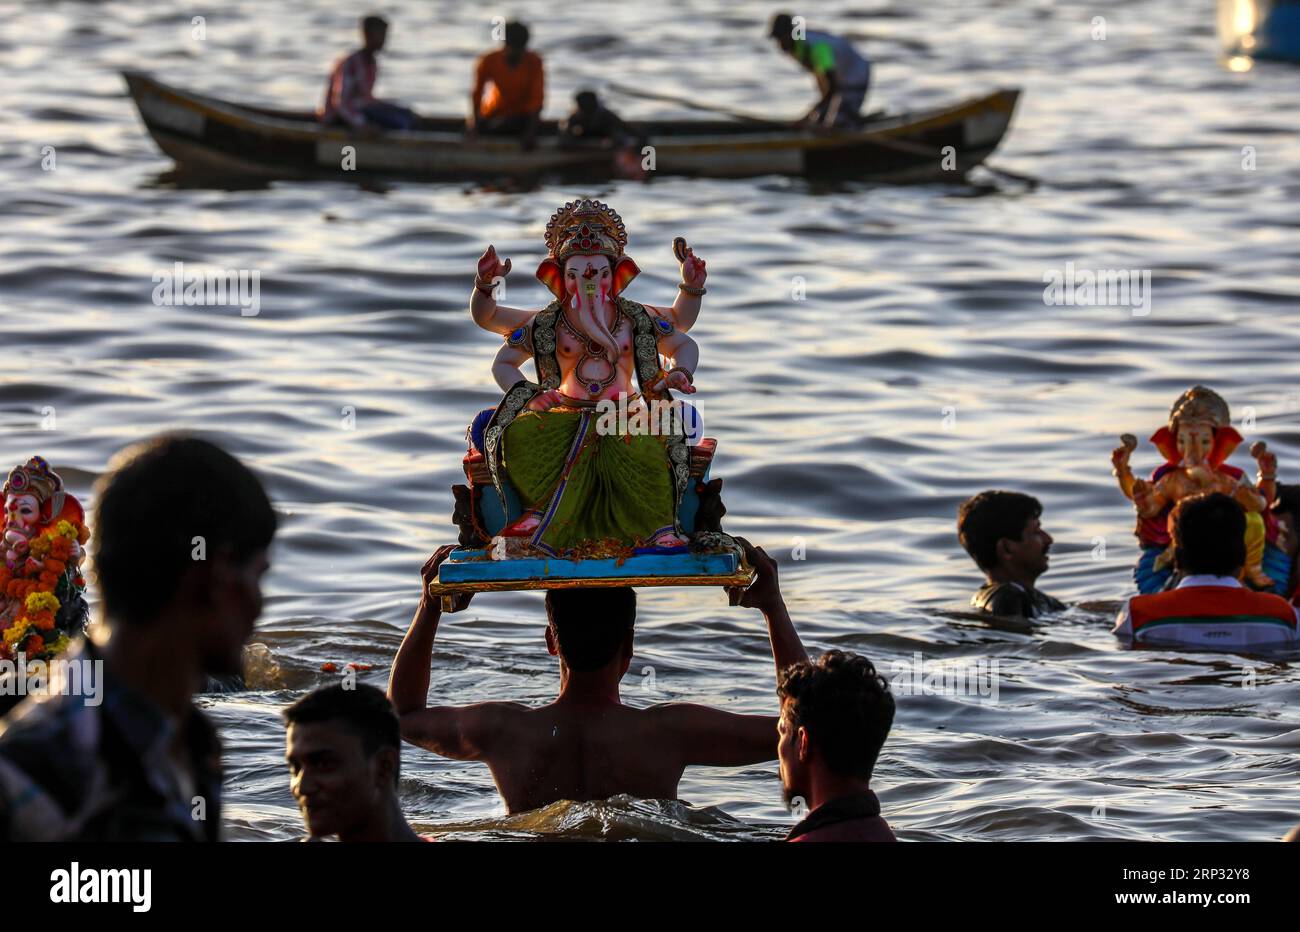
[
  {"left": 387, "top": 546, "right": 492, "bottom": 761},
  {"left": 669, "top": 537, "right": 810, "bottom": 768},
  {"left": 727, "top": 537, "right": 808, "bottom": 677}
]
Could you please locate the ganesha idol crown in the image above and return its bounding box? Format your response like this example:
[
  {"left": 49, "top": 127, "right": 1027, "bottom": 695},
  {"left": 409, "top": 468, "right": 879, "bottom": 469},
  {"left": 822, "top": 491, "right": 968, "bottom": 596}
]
[
  {"left": 544, "top": 198, "right": 628, "bottom": 262},
  {"left": 5, "top": 456, "right": 65, "bottom": 510},
  {"left": 1168, "top": 385, "right": 1230, "bottom": 431}
]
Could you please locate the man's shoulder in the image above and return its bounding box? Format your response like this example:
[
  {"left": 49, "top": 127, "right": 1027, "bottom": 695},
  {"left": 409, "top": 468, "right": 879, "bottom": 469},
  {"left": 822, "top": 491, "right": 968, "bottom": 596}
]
[{"left": 971, "top": 582, "right": 1029, "bottom": 616}]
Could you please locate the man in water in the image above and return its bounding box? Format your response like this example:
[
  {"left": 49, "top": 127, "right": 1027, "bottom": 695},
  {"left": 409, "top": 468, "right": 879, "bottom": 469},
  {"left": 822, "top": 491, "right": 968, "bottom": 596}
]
[
  {"left": 778, "top": 650, "right": 896, "bottom": 842},
  {"left": 958, "top": 489, "right": 1065, "bottom": 618},
  {"left": 469, "top": 20, "right": 544, "bottom": 150},
  {"left": 285, "top": 683, "right": 427, "bottom": 842},
  {"left": 319, "top": 14, "right": 418, "bottom": 131},
  {"left": 768, "top": 13, "right": 872, "bottom": 128},
  {"left": 1113, "top": 492, "right": 1300, "bottom": 649},
  {"left": 388, "top": 538, "right": 807, "bottom": 813},
  {"left": 0, "top": 436, "right": 276, "bottom": 840}
]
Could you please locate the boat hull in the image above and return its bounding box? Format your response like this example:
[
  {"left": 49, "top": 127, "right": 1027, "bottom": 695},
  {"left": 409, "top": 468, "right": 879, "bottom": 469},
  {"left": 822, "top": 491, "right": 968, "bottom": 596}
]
[{"left": 123, "top": 71, "right": 1020, "bottom": 183}]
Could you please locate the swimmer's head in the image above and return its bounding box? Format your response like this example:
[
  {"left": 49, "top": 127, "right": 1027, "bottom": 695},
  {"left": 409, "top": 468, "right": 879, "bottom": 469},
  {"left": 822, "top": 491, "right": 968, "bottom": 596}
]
[
  {"left": 285, "top": 684, "right": 403, "bottom": 840},
  {"left": 1171, "top": 491, "right": 1246, "bottom": 578},
  {"left": 957, "top": 489, "right": 1053, "bottom": 582},
  {"left": 777, "top": 651, "right": 895, "bottom": 809}
]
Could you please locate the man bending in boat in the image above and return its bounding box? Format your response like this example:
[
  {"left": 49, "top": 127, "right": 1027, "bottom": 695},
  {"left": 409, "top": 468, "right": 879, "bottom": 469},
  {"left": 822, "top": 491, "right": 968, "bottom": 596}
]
[
  {"left": 468, "top": 20, "right": 544, "bottom": 151},
  {"left": 958, "top": 490, "right": 1066, "bottom": 619},
  {"left": 769, "top": 13, "right": 871, "bottom": 129},
  {"left": 388, "top": 539, "right": 807, "bottom": 814},
  {"left": 319, "top": 14, "right": 418, "bottom": 132}
]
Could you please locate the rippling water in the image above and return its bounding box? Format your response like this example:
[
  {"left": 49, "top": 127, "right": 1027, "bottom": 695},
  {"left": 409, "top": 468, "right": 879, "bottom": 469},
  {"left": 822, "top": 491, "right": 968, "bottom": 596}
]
[{"left": 4, "top": 0, "right": 1300, "bottom": 841}]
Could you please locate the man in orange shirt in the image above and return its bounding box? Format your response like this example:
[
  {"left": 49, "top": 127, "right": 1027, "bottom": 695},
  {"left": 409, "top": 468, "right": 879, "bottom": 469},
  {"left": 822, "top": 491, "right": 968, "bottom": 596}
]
[{"left": 468, "top": 21, "right": 544, "bottom": 150}]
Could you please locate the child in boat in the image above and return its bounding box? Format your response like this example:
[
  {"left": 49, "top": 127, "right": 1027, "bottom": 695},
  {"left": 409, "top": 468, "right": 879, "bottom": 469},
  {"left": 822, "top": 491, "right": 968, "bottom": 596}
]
[
  {"left": 1113, "top": 492, "right": 1300, "bottom": 649},
  {"left": 957, "top": 490, "right": 1066, "bottom": 618},
  {"left": 559, "top": 90, "right": 642, "bottom": 148}
]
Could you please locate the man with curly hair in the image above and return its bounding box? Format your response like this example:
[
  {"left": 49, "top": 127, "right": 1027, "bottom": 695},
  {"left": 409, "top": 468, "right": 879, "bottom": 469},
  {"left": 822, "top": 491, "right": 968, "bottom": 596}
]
[{"left": 777, "top": 649, "right": 896, "bottom": 842}]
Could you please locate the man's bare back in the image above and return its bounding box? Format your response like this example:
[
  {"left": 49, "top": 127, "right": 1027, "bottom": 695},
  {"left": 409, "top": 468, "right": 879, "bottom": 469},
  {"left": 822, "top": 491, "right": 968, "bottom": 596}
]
[{"left": 388, "top": 540, "right": 804, "bottom": 815}]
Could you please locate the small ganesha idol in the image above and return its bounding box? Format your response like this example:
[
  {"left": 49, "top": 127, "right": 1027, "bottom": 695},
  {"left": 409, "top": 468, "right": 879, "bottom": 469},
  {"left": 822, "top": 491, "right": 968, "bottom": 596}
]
[
  {"left": 0, "top": 457, "right": 91, "bottom": 661},
  {"left": 430, "top": 198, "right": 748, "bottom": 599},
  {"left": 1111, "top": 385, "right": 1288, "bottom": 594}
]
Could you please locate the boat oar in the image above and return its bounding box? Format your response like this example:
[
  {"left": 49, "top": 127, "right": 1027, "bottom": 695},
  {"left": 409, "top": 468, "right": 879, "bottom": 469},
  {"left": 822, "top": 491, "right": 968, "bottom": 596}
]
[
  {"left": 606, "top": 82, "right": 791, "bottom": 127},
  {"left": 606, "top": 81, "right": 1037, "bottom": 187}
]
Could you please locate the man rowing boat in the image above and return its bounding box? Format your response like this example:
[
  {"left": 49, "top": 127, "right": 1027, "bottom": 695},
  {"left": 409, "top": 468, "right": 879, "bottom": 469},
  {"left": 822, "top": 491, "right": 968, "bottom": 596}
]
[
  {"left": 768, "top": 13, "right": 871, "bottom": 129},
  {"left": 318, "top": 14, "right": 418, "bottom": 132}
]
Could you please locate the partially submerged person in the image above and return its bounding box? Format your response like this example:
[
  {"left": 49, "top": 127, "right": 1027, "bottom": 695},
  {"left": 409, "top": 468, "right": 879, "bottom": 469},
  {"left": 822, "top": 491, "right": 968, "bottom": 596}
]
[
  {"left": 319, "top": 14, "right": 418, "bottom": 132},
  {"left": 778, "top": 650, "right": 896, "bottom": 842},
  {"left": 768, "top": 12, "right": 872, "bottom": 128},
  {"left": 0, "top": 436, "right": 275, "bottom": 840},
  {"left": 1113, "top": 492, "right": 1300, "bottom": 649},
  {"left": 560, "top": 90, "right": 641, "bottom": 148},
  {"left": 958, "top": 490, "right": 1065, "bottom": 619},
  {"left": 285, "top": 683, "right": 426, "bottom": 842},
  {"left": 469, "top": 20, "right": 544, "bottom": 150},
  {"left": 388, "top": 538, "right": 807, "bottom": 814}
]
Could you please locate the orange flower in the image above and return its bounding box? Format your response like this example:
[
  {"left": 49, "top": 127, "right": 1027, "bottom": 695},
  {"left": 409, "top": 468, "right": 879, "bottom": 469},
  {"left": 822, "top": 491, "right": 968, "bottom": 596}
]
[
  {"left": 32, "top": 612, "right": 55, "bottom": 631},
  {"left": 77, "top": 526, "right": 90, "bottom": 545},
  {"left": 24, "top": 635, "right": 44, "bottom": 657}
]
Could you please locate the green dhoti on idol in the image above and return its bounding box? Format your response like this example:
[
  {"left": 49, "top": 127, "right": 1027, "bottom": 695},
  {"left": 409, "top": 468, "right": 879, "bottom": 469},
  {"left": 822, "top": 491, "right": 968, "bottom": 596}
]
[{"left": 464, "top": 198, "right": 713, "bottom": 559}]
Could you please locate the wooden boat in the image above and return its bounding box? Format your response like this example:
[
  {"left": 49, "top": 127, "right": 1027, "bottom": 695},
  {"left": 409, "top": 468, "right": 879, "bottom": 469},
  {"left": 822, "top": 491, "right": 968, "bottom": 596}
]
[{"left": 122, "top": 71, "right": 1020, "bottom": 183}]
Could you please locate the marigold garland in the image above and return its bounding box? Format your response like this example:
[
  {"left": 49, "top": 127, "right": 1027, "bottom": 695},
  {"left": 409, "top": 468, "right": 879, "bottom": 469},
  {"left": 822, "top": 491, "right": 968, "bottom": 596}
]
[{"left": 0, "top": 518, "right": 90, "bottom": 662}]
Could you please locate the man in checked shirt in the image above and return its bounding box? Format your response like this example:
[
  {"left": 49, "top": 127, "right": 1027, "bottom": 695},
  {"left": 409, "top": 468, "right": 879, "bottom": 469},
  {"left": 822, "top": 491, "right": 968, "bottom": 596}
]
[{"left": 319, "top": 14, "right": 419, "bottom": 132}]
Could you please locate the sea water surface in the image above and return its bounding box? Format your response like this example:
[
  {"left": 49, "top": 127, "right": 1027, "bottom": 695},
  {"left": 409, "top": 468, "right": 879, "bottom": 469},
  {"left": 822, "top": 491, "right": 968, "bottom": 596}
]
[{"left": 3, "top": 0, "right": 1300, "bottom": 841}]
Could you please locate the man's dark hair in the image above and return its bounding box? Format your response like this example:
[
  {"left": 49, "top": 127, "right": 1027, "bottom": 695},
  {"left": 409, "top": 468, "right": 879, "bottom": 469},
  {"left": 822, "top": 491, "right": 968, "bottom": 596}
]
[
  {"left": 957, "top": 490, "right": 1042, "bottom": 572},
  {"left": 284, "top": 683, "right": 401, "bottom": 760},
  {"left": 1172, "top": 491, "right": 1246, "bottom": 576},
  {"left": 504, "top": 20, "right": 529, "bottom": 49},
  {"left": 778, "top": 650, "right": 894, "bottom": 780},
  {"left": 361, "top": 14, "right": 388, "bottom": 34},
  {"left": 769, "top": 12, "right": 795, "bottom": 39},
  {"left": 92, "top": 435, "right": 276, "bottom": 623},
  {"left": 544, "top": 587, "right": 635, "bottom": 672},
  {"left": 575, "top": 89, "right": 599, "bottom": 110}
]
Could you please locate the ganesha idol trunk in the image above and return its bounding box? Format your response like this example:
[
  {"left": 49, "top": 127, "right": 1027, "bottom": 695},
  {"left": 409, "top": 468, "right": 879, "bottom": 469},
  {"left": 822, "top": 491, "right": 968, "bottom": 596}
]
[{"left": 428, "top": 198, "right": 753, "bottom": 607}]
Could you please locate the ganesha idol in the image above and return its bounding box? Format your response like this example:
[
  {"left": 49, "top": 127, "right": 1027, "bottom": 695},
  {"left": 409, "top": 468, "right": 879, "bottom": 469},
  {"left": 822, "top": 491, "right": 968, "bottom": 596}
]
[
  {"left": 428, "top": 198, "right": 750, "bottom": 601},
  {"left": 1111, "top": 385, "right": 1290, "bottom": 594},
  {"left": 0, "top": 457, "right": 91, "bottom": 661}
]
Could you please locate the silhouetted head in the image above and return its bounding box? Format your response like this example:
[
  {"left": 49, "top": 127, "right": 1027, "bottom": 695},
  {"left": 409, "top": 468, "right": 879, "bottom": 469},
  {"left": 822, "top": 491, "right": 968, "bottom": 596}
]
[
  {"left": 575, "top": 90, "right": 599, "bottom": 114},
  {"left": 769, "top": 12, "right": 797, "bottom": 53},
  {"left": 504, "top": 20, "right": 530, "bottom": 53},
  {"left": 957, "top": 489, "right": 1053, "bottom": 582},
  {"left": 544, "top": 587, "right": 636, "bottom": 675},
  {"left": 284, "top": 684, "right": 403, "bottom": 840},
  {"left": 361, "top": 14, "right": 388, "bottom": 53},
  {"left": 1171, "top": 491, "right": 1246, "bottom": 577},
  {"left": 777, "top": 650, "right": 895, "bottom": 807},
  {"left": 93, "top": 435, "right": 275, "bottom": 676}
]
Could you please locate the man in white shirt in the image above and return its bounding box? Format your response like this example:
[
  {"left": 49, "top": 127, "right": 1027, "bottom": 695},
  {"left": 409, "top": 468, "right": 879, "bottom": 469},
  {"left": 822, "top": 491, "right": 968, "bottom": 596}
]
[{"left": 1113, "top": 492, "right": 1299, "bottom": 649}]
